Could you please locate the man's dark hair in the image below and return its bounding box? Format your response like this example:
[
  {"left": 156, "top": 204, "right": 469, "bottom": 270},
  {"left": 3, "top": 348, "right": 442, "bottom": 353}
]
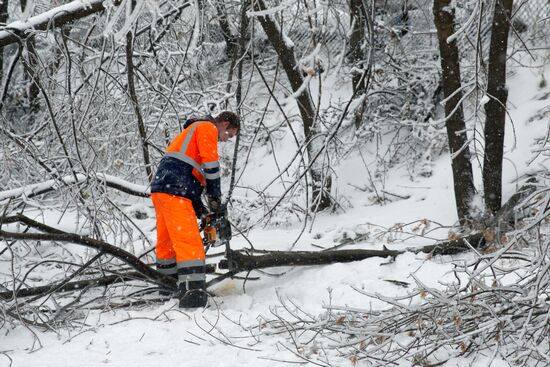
[{"left": 215, "top": 111, "right": 240, "bottom": 130}]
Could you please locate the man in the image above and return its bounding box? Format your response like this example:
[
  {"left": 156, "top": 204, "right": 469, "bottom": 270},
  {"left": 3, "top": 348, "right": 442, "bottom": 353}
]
[{"left": 150, "top": 111, "right": 240, "bottom": 308}]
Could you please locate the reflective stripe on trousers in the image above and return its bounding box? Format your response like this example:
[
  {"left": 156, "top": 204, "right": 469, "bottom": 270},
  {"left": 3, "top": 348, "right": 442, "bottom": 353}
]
[
  {"left": 177, "top": 258, "right": 206, "bottom": 283},
  {"left": 156, "top": 257, "right": 177, "bottom": 275}
]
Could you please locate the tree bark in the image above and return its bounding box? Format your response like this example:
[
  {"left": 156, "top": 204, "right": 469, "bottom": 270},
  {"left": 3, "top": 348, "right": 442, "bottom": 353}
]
[
  {"left": 433, "top": 0, "right": 476, "bottom": 225},
  {"left": 252, "top": 0, "right": 331, "bottom": 211},
  {"left": 483, "top": 0, "right": 514, "bottom": 215},
  {"left": 23, "top": 39, "right": 39, "bottom": 110},
  {"left": 227, "top": 0, "right": 250, "bottom": 200},
  {"left": 0, "top": 174, "right": 150, "bottom": 204}
]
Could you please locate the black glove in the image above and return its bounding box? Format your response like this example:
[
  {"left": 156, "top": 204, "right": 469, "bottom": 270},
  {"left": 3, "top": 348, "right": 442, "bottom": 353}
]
[
  {"left": 192, "top": 199, "right": 208, "bottom": 219},
  {"left": 207, "top": 196, "right": 220, "bottom": 213},
  {"left": 216, "top": 217, "right": 232, "bottom": 242},
  {"left": 208, "top": 196, "right": 226, "bottom": 219}
]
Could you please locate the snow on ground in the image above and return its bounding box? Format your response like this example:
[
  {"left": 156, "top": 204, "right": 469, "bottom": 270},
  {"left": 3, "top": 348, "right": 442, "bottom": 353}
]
[{"left": 1, "top": 53, "right": 549, "bottom": 366}]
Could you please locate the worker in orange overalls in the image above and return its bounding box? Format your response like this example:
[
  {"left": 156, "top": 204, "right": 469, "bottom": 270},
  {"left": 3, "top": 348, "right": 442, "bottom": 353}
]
[{"left": 150, "top": 111, "right": 240, "bottom": 308}]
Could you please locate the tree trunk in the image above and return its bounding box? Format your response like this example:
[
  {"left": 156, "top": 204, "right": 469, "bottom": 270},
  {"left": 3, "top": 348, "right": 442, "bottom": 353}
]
[
  {"left": 227, "top": 0, "right": 250, "bottom": 199},
  {"left": 214, "top": 0, "right": 238, "bottom": 58},
  {"left": 219, "top": 233, "right": 485, "bottom": 270},
  {"left": 252, "top": 0, "right": 331, "bottom": 211},
  {"left": 126, "top": 30, "right": 153, "bottom": 183},
  {"left": 25, "top": 40, "right": 40, "bottom": 110},
  {"left": 0, "top": 266, "right": 217, "bottom": 300},
  {"left": 433, "top": 0, "right": 475, "bottom": 226},
  {"left": 0, "top": 0, "right": 8, "bottom": 81},
  {"left": 19, "top": 0, "right": 40, "bottom": 111},
  {"left": 483, "top": 0, "right": 513, "bottom": 215},
  {"left": 349, "top": 0, "right": 368, "bottom": 129}
]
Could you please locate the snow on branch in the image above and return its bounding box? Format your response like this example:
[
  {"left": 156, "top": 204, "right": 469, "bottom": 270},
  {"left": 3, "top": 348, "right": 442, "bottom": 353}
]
[
  {"left": 0, "top": 173, "right": 149, "bottom": 204},
  {"left": 0, "top": 0, "right": 122, "bottom": 48}
]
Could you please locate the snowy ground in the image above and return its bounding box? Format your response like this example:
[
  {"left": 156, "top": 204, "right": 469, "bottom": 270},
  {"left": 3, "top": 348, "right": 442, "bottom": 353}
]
[{"left": 1, "top": 53, "right": 549, "bottom": 367}]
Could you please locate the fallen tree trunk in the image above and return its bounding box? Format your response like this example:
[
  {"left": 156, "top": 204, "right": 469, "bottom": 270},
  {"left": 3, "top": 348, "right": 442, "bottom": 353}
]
[
  {"left": 1, "top": 233, "right": 484, "bottom": 300},
  {"left": 1, "top": 180, "right": 537, "bottom": 301},
  {"left": 219, "top": 233, "right": 485, "bottom": 270}
]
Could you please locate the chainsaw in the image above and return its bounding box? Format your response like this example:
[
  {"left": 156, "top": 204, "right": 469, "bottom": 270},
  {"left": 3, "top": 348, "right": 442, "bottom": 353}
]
[{"left": 202, "top": 213, "right": 237, "bottom": 271}]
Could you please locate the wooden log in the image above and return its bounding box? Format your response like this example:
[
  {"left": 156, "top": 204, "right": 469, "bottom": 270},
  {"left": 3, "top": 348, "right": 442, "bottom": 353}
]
[
  {"left": 219, "top": 233, "right": 485, "bottom": 271},
  {"left": 419, "top": 232, "right": 485, "bottom": 255}
]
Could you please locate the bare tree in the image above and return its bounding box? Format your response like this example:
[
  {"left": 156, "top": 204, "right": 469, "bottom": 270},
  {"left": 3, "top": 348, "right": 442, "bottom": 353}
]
[
  {"left": 20, "top": 0, "right": 39, "bottom": 110},
  {"left": 126, "top": 25, "right": 153, "bottom": 182},
  {"left": 214, "top": 0, "right": 238, "bottom": 58},
  {"left": 349, "top": 0, "right": 372, "bottom": 129},
  {"left": 433, "top": 0, "right": 476, "bottom": 225},
  {"left": 483, "top": 0, "right": 514, "bottom": 215},
  {"left": 251, "top": 0, "right": 332, "bottom": 211},
  {"left": 0, "top": 0, "right": 8, "bottom": 81}
]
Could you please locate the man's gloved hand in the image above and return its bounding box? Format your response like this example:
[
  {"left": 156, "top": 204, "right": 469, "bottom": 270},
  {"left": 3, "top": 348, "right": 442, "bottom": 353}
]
[
  {"left": 207, "top": 196, "right": 220, "bottom": 213},
  {"left": 217, "top": 217, "right": 232, "bottom": 242},
  {"left": 193, "top": 199, "right": 208, "bottom": 219},
  {"left": 199, "top": 213, "right": 214, "bottom": 231},
  {"left": 208, "top": 196, "right": 227, "bottom": 219},
  {"left": 206, "top": 196, "right": 230, "bottom": 243}
]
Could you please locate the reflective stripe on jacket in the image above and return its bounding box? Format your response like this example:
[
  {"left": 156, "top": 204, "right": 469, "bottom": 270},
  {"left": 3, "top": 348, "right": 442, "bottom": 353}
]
[{"left": 151, "top": 118, "right": 221, "bottom": 204}]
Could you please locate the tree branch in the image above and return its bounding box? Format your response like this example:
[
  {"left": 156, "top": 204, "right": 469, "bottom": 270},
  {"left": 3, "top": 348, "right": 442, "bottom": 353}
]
[
  {"left": 219, "top": 233, "right": 486, "bottom": 270},
  {"left": 0, "top": 216, "right": 175, "bottom": 288},
  {"left": 0, "top": 0, "right": 123, "bottom": 48}
]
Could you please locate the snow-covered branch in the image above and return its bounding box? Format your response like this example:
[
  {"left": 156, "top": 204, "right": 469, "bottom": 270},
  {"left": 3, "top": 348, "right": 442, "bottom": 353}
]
[
  {"left": 0, "top": 0, "right": 122, "bottom": 47},
  {"left": 0, "top": 173, "right": 149, "bottom": 204}
]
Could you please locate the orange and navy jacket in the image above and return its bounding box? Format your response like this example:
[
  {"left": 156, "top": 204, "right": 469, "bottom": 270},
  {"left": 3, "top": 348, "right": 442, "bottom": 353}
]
[{"left": 151, "top": 117, "right": 221, "bottom": 212}]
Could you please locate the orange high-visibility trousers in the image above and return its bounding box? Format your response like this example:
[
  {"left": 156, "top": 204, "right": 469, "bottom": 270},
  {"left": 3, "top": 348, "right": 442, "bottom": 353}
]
[{"left": 151, "top": 192, "right": 205, "bottom": 284}]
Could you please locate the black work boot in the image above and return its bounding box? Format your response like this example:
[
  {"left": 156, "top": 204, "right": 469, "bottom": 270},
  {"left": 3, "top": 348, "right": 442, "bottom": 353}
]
[
  {"left": 175, "top": 281, "right": 187, "bottom": 299},
  {"left": 159, "top": 273, "right": 178, "bottom": 297},
  {"left": 179, "top": 280, "right": 207, "bottom": 308}
]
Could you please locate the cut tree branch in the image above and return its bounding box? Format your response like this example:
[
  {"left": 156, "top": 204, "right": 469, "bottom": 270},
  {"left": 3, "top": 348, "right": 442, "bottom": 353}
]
[
  {"left": 218, "top": 233, "right": 486, "bottom": 270},
  {"left": 0, "top": 215, "right": 175, "bottom": 289}
]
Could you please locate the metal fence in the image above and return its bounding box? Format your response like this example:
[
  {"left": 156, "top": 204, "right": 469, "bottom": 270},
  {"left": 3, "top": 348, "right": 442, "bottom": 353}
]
[
  {"left": 196, "top": 0, "right": 549, "bottom": 69},
  {"left": 515, "top": 0, "right": 550, "bottom": 27}
]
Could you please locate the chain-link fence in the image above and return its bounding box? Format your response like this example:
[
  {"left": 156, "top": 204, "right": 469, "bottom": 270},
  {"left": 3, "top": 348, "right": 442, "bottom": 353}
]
[
  {"left": 404, "top": 0, "right": 550, "bottom": 58},
  {"left": 515, "top": 0, "right": 550, "bottom": 27},
  {"left": 191, "top": 0, "right": 549, "bottom": 73}
]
